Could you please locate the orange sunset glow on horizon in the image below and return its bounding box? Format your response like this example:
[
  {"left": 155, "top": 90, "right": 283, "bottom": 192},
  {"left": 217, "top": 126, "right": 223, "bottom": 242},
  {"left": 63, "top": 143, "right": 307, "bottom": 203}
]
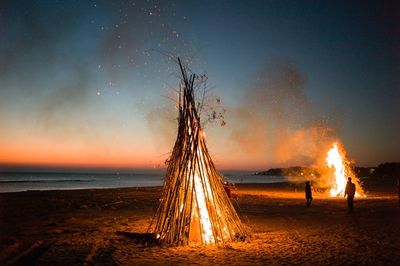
[
  {"left": 1, "top": 0, "right": 399, "bottom": 174},
  {"left": 0, "top": 141, "right": 276, "bottom": 171}
]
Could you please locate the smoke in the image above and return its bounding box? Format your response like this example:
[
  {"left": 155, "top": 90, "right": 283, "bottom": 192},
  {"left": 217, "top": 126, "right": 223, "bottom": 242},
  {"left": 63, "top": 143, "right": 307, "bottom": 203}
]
[
  {"left": 146, "top": 91, "right": 178, "bottom": 154},
  {"left": 35, "top": 68, "right": 92, "bottom": 138},
  {"left": 228, "top": 60, "right": 339, "bottom": 168},
  {"left": 145, "top": 59, "right": 342, "bottom": 172}
]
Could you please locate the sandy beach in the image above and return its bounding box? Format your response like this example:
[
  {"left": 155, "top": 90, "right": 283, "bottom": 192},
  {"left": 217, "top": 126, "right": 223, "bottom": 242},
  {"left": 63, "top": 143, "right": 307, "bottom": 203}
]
[{"left": 0, "top": 183, "right": 399, "bottom": 265}]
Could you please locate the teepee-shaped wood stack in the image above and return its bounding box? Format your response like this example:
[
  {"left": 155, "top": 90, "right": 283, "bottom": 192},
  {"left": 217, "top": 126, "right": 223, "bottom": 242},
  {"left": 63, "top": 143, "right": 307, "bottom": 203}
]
[{"left": 149, "top": 58, "right": 248, "bottom": 246}]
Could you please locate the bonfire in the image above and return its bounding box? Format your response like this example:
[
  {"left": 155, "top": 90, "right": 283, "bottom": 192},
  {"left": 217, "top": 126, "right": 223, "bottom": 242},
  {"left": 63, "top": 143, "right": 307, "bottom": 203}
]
[
  {"left": 149, "top": 58, "right": 248, "bottom": 246},
  {"left": 326, "top": 142, "right": 365, "bottom": 197}
]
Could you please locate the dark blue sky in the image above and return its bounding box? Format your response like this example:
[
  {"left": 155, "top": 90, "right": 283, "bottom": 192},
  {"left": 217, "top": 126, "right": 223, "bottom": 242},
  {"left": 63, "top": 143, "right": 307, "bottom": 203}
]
[{"left": 0, "top": 0, "right": 399, "bottom": 169}]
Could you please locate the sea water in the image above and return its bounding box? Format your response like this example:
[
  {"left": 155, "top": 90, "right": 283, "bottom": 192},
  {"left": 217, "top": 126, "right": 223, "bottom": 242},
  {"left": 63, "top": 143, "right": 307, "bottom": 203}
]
[{"left": 0, "top": 169, "right": 288, "bottom": 193}]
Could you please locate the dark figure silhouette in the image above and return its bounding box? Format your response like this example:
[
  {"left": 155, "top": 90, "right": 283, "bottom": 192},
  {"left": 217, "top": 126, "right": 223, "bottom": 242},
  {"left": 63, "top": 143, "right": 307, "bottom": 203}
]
[
  {"left": 305, "top": 181, "right": 312, "bottom": 207},
  {"left": 344, "top": 177, "right": 356, "bottom": 213}
]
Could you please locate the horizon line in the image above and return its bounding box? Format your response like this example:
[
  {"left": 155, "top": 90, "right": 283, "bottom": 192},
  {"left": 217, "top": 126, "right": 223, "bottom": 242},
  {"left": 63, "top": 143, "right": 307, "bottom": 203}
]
[{"left": 0, "top": 162, "right": 392, "bottom": 173}]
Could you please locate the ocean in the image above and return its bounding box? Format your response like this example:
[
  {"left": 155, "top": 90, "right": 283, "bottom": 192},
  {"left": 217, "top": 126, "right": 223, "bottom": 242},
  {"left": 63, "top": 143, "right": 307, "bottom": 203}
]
[{"left": 0, "top": 169, "right": 288, "bottom": 193}]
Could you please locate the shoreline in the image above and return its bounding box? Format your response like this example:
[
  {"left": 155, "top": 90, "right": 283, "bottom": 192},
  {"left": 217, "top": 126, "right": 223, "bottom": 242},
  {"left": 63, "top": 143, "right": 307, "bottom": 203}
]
[{"left": 1, "top": 181, "right": 397, "bottom": 197}]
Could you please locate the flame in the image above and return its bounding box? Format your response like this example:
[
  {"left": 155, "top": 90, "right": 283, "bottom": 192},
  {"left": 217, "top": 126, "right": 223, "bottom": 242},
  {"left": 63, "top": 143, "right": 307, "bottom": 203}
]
[
  {"left": 326, "top": 142, "right": 365, "bottom": 197},
  {"left": 326, "top": 143, "right": 347, "bottom": 196},
  {"left": 193, "top": 172, "right": 215, "bottom": 244},
  {"left": 185, "top": 141, "right": 215, "bottom": 244},
  {"left": 181, "top": 129, "right": 232, "bottom": 244},
  {"left": 188, "top": 133, "right": 231, "bottom": 244}
]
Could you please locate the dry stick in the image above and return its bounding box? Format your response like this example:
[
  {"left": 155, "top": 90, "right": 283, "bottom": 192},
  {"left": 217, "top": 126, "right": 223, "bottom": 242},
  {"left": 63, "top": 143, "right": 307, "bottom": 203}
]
[
  {"left": 167, "top": 167, "right": 182, "bottom": 242},
  {"left": 158, "top": 153, "right": 181, "bottom": 235},
  {"left": 152, "top": 120, "right": 186, "bottom": 237},
  {"left": 169, "top": 136, "right": 190, "bottom": 243},
  {"left": 181, "top": 123, "right": 200, "bottom": 242},
  {"left": 198, "top": 80, "right": 231, "bottom": 241},
  {"left": 151, "top": 148, "right": 176, "bottom": 233},
  {"left": 153, "top": 63, "right": 189, "bottom": 243},
  {"left": 160, "top": 164, "right": 184, "bottom": 242},
  {"left": 173, "top": 168, "right": 186, "bottom": 244},
  {"left": 185, "top": 90, "right": 203, "bottom": 243},
  {"left": 196, "top": 140, "right": 224, "bottom": 244},
  {"left": 186, "top": 165, "right": 196, "bottom": 244},
  {"left": 197, "top": 71, "right": 241, "bottom": 240},
  {"left": 186, "top": 76, "right": 209, "bottom": 244},
  {"left": 205, "top": 159, "right": 229, "bottom": 242},
  {"left": 176, "top": 165, "right": 190, "bottom": 243},
  {"left": 175, "top": 124, "right": 196, "bottom": 244},
  {"left": 201, "top": 140, "right": 246, "bottom": 238},
  {"left": 191, "top": 128, "right": 211, "bottom": 243},
  {"left": 190, "top": 82, "right": 226, "bottom": 244},
  {"left": 169, "top": 95, "right": 196, "bottom": 243},
  {"left": 152, "top": 57, "right": 248, "bottom": 245},
  {"left": 181, "top": 117, "right": 197, "bottom": 242},
  {"left": 184, "top": 90, "right": 198, "bottom": 244},
  {"left": 164, "top": 116, "right": 192, "bottom": 237},
  {"left": 204, "top": 162, "right": 233, "bottom": 239}
]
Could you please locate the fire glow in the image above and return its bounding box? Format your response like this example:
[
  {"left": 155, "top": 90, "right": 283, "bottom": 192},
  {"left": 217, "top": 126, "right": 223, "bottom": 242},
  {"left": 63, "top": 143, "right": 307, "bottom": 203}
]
[
  {"left": 326, "top": 142, "right": 365, "bottom": 197},
  {"left": 193, "top": 171, "right": 215, "bottom": 244},
  {"left": 150, "top": 58, "right": 247, "bottom": 246}
]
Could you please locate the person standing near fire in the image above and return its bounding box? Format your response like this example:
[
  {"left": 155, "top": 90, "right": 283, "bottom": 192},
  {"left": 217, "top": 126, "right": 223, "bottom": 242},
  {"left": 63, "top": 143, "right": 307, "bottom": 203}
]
[
  {"left": 305, "top": 181, "right": 312, "bottom": 207},
  {"left": 344, "top": 177, "right": 356, "bottom": 213}
]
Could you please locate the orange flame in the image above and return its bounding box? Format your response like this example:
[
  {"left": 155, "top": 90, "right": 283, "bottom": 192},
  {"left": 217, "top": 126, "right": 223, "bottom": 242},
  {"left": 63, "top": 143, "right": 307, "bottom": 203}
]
[
  {"left": 193, "top": 171, "right": 215, "bottom": 244},
  {"left": 326, "top": 143, "right": 365, "bottom": 197}
]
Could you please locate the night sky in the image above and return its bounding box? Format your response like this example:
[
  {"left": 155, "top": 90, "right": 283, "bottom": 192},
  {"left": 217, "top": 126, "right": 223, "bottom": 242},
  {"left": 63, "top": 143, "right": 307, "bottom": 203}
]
[{"left": 1, "top": 0, "right": 399, "bottom": 170}]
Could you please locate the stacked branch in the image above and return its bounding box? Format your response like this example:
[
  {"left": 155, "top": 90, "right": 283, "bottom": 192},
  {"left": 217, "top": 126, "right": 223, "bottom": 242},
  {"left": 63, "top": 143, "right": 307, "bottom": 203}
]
[{"left": 149, "top": 58, "right": 248, "bottom": 245}]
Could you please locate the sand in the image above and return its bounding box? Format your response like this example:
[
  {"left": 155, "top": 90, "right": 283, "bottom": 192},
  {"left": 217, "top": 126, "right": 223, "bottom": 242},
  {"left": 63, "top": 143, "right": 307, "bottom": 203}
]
[{"left": 0, "top": 183, "right": 399, "bottom": 265}]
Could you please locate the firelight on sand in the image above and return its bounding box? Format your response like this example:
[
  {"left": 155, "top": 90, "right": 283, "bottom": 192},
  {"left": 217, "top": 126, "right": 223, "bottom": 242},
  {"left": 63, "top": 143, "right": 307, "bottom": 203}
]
[{"left": 326, "top": 143, "right": 365, "bottom": 197}]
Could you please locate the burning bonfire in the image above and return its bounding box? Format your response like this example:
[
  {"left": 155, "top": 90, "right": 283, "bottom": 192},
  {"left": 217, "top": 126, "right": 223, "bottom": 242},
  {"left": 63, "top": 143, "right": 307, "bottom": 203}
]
[
  {"left": 326, "top": 142, "right": 365, "bottom": 197},
  {"left": 149, "top": 58, "right": 248, "bottom": 245}
]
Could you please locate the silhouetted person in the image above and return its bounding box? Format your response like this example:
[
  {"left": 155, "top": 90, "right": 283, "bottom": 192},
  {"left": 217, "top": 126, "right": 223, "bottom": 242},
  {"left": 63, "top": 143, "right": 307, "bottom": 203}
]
[
  {"left": 344, "top": 177, "right": 356, "bottom": 213},
  {"left": 305, "top": 181, "right": 312, "bottom": 207}
]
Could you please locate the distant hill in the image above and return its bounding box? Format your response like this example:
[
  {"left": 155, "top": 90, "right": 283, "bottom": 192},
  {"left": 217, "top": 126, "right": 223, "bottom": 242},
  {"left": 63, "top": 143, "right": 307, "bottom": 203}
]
[
  {"left": 355, "top": 163, "right": 400, "bottom": 181},
  {"left": 372, "top": 163, "right": 400, "bottom": 177},
  {"left": 255, "top": 163, "right": 400, "bottom": 180},
  {"left": 254, "top": 166, "right": 320, "bottom": 178},
  {"left": 354, "top": 167, "right": 377, "bottom": 177}
]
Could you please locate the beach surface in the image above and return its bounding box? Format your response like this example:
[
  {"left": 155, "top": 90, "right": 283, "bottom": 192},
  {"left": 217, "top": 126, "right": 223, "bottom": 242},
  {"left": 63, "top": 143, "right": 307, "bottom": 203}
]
[{"left": 0, "top": 183, "right": 399, "bottom": 265}]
